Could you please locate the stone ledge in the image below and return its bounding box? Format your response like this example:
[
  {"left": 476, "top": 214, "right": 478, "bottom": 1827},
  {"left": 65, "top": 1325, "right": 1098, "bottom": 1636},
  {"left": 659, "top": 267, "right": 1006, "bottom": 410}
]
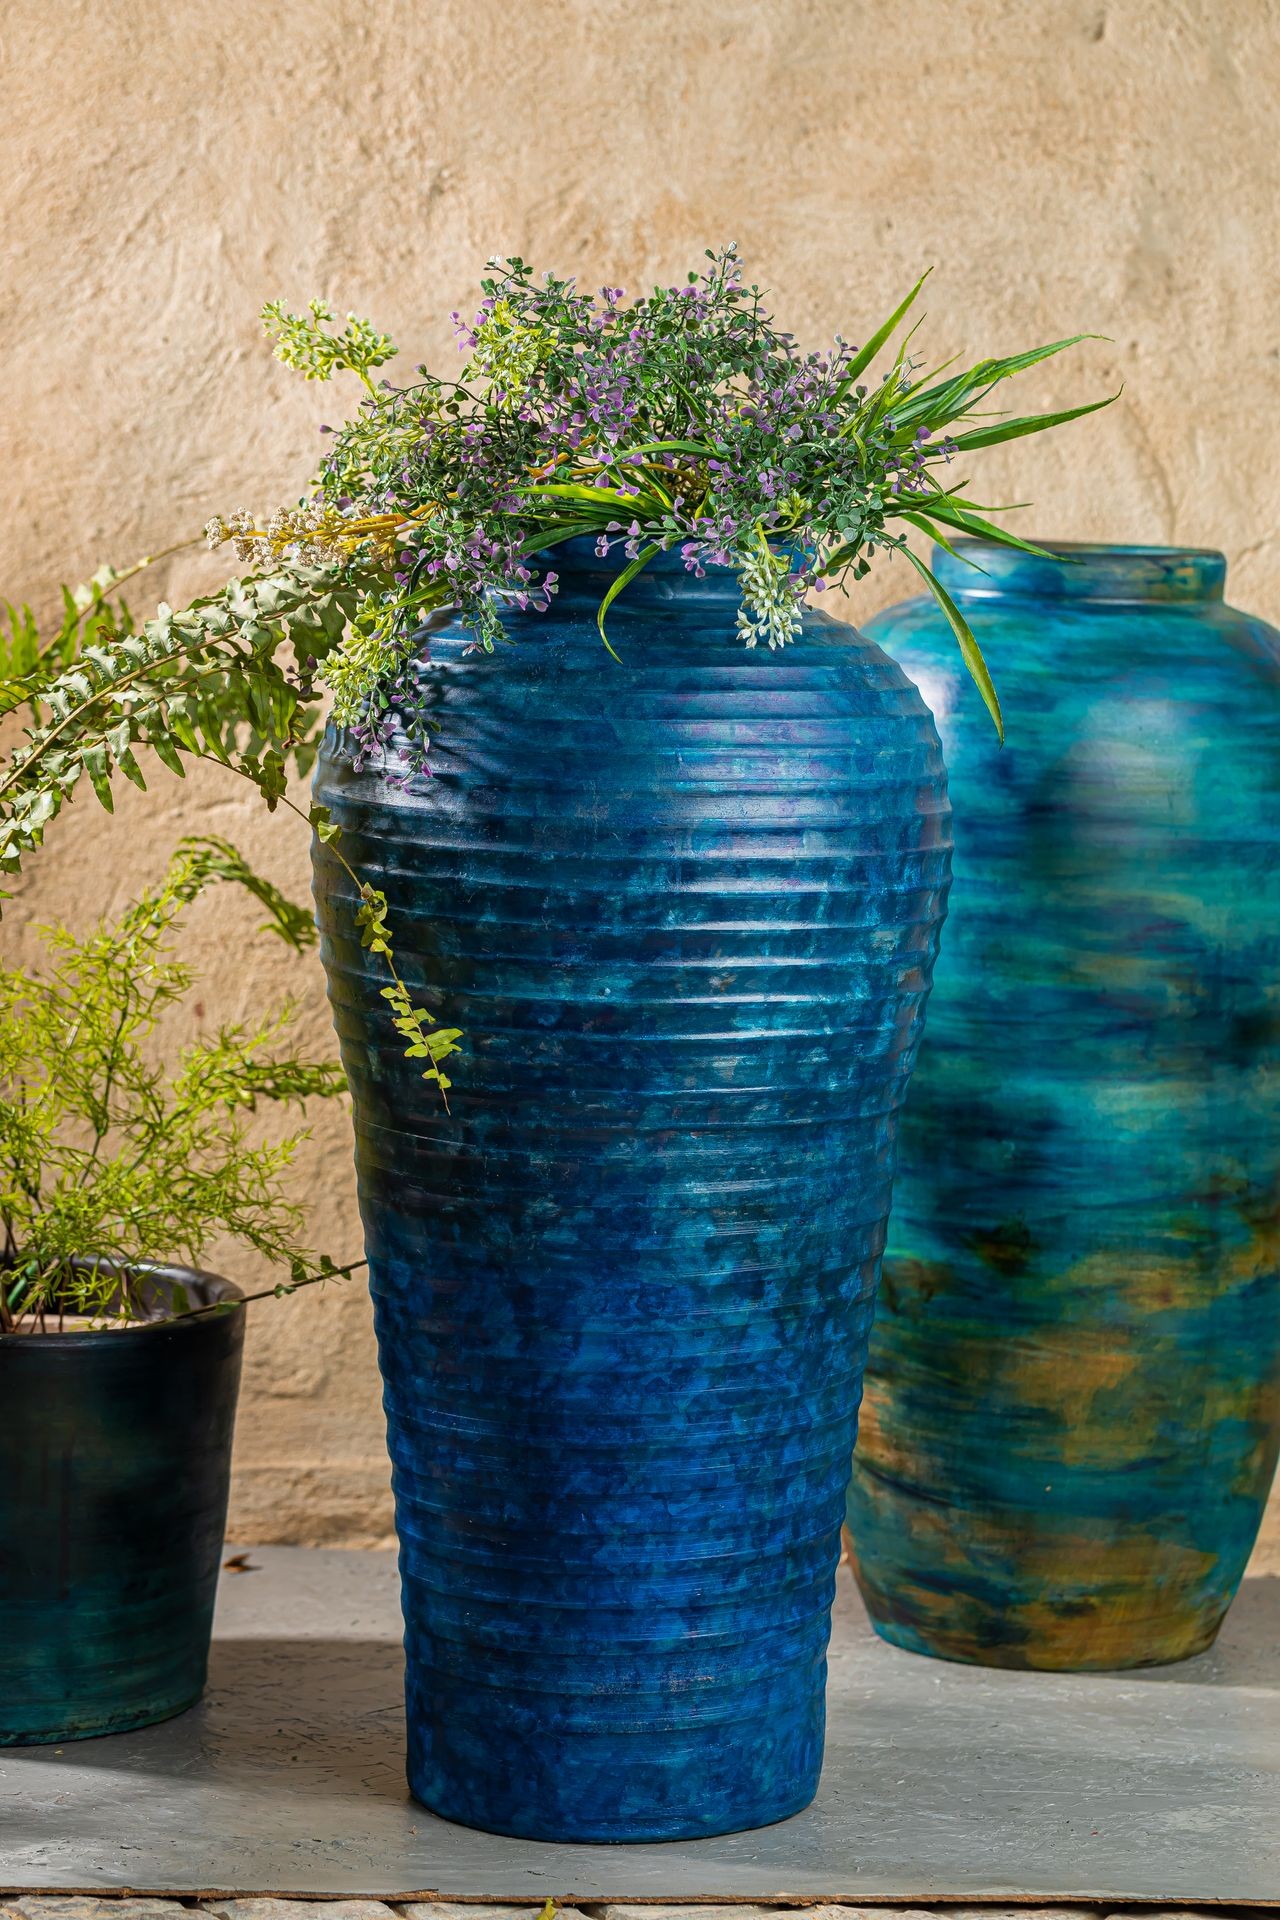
[{"left": 0, "top": 1900, "right": 1253, "bottom": 1920}]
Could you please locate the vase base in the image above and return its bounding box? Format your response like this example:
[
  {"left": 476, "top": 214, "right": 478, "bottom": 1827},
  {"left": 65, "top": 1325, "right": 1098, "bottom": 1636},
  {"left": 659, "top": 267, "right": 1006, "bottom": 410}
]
[
  {"left": 407, "top": 1770, "right": 819, "bottom": 1844},
  {"left": 0, "top": 1685, "right": 204, "bottom": 1747},
  {"left": 861, "top": 1601, "right": 1226, "bottom": 1672},
  {"left": 406, "top": 1703, "right": 824, "bottom": 1844}
]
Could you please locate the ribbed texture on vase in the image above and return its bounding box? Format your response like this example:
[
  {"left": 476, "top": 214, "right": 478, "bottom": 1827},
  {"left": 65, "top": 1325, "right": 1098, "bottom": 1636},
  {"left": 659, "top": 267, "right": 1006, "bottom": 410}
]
[
  {"left": 313, "top": 543, "right": 950, "bottom": 1839},
  {"left": 847, "top": 542, "right": 1280, "bottom": 1673}
]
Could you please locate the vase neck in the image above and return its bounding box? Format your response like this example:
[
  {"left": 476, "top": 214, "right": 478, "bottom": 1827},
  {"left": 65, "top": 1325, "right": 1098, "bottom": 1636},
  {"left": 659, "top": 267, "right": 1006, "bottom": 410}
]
[
  {"left": 538, "top": 534, "right": 743, "bottom": 613},
  {"left": 932, "top": 540, "right": 1227, "bottom": 606}
]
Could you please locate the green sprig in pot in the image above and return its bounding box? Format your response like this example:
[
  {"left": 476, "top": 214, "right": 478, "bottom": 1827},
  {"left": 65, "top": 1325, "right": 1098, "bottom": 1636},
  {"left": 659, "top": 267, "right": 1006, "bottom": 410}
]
[{"left": 0, "top": 838, "right": 349, "bottom": 1742}]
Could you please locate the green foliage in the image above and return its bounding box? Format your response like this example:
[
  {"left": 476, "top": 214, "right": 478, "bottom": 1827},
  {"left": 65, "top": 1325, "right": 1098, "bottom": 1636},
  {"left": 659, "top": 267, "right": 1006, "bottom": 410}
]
[
  {"left": 0, "top": 565, "right": 359, "bottom": 880},
  {"left": 0, "top": 559, "right": 462, "bottom": 1103},
  {"left": 262, "top": 299, "right": 398, "bottom": 388},
  {"left": 96, "top": 255, "right": 1106, "bottom": 759},
  {"left": 0, "top": 248, "right": 1111, "bottom": 1098},
  {"left": 356, "top": 885, "right": 463, "bottom": 1092},
  {"left": 1, "top": 559, "right": 151, "bottom": 726},
  {"left": 0, "top": 838, "right": 349, "bottom": 1331},
  {"left": 231, "top": 248, "right": 1110, "bottom": 739}
]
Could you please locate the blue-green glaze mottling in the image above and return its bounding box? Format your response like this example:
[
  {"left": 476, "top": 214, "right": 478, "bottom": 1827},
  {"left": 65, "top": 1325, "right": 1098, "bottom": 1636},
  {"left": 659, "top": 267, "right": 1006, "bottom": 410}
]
[
  {"left": 311, "top": 537, "right": 950, "bottom": 1841},
  {"left": 0, "top": 1266, "right": 243, "bottom": 1744},
  {"left": 846, "top": 542, "right": 1280, "bottom": 1671}
]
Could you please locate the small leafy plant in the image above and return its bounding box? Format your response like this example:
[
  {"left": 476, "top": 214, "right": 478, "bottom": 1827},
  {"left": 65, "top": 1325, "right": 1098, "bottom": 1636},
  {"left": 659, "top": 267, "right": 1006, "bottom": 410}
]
[{"left": 0, "top": 837, "right": 353, "bottom": 1332}]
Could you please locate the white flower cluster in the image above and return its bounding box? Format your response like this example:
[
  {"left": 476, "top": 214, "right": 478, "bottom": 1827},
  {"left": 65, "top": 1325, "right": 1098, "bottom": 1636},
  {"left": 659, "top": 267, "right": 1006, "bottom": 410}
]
[
  {"left": 204, "top": 505, "right": 352, "bottom": 569},
  {"left": 734, "top": 536, "right": 805, "bottom": 651},
  {"left": 203, "top": 510, "right": 260, "bottom": 564}
]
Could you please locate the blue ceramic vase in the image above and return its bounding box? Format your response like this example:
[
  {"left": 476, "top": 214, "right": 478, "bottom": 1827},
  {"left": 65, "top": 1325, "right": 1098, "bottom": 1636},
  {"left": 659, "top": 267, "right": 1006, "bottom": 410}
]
[
  {"left": 312, "top": 538, "right": 950, "bottom": 1840},
  {"left": 846, "top": 541, "right": 1280, "bottom": 1670}
]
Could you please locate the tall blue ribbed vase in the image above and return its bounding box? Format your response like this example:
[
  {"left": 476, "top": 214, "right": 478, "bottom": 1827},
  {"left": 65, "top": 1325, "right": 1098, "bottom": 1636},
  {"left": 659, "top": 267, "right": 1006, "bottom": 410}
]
[
  {"left": 846, "top": 541, "right": 1280, "bottom": 1671},
  {"left": 312, "top": 538, "right": 950, "bottom": 1841}
]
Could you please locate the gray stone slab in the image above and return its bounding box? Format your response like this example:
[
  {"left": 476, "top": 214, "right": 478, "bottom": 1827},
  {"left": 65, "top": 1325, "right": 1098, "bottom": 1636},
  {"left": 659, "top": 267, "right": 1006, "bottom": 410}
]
[
  {"left": 594, "top": 1910, "right": 839, "bottom": 1920},
  {"left": 0, "top": 1548, "right": 1277, "bottom": 1904},
  {"left": 389, "top": 1910, "right": 585, "bottom": 1919},
  {"left": 593, "top": 1911, "right": 832, "bottom": 1920},
  {"left": 389, "top": 1909, "right": 586, "bottom": 1919},
  {"left": 204, "top": 1905, "right": 399, "bottom": 1920},
  {"left": 593, "top": 1913, "right": 1095, "bottom": 1920},
  {"left": 0, "top": 1905, "right": 189, "bottom": 1919},
  {"left": 593, "top": 1911, "right": 943, "bottom": 1920}
]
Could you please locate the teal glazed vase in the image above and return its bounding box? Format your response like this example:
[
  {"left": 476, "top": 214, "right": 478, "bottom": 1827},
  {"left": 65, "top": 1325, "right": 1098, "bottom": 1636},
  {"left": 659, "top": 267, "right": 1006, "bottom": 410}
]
[
  {"left": 311, "top": 537, "right": 950, "bottom": 1840},
  {"left": 846, "top": 540, "right": 1280, "bottom": 1670},
  {"left": 0, "top": 1266, "right": 244, "bottom": 1743}
]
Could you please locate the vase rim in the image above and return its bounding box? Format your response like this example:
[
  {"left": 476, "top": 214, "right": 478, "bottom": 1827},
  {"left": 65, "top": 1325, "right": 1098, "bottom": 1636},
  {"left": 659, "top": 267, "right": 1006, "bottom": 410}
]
[
  {"left": 520, "top": 533, "right": 735, "bottom": 608},
  {"left": 0, "top": 1259, "right": 242, "bottom": 1345},
  {"left": 529, "top": 531, "right": 812, "bottom": 601},
  {"left": 932, "top": 538, "right": 1227, "bottom": 605}
]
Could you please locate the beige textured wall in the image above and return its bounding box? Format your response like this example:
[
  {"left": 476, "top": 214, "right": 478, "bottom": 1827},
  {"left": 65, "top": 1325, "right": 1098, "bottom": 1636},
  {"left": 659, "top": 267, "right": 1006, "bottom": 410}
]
[{"left": 3, "top": 0, "right": 1279, "bottom": 1559}]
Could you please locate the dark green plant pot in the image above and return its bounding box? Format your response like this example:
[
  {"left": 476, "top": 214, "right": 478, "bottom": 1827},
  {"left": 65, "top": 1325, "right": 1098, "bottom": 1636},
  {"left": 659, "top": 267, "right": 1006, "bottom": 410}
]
[{"left": 0, "top": 1264, "right": 244, "bottom": 1744}]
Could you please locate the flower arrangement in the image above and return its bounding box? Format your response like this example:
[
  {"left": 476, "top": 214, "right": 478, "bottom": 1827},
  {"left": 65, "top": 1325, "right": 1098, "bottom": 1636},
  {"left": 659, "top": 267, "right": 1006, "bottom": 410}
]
[
  {"left": 0, "top": 836, "right": 353, "bottom": 1331},
  {"left": 0, "top": 246, "right": 1109, "bottom": 1089}
]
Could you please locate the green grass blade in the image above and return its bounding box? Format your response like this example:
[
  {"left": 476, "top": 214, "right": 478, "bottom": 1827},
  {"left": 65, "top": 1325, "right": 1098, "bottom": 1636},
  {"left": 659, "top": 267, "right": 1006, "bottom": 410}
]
[
  {"left": 596, "top": 542, "right": 661, "bottom": 662},
  {"left": 891, "top": 336, "right": 1104, "bottom": 433},
  {"left": 523, "top": 481, "right": 665, "bottom": 514},
  {"left": 949, "top": 389, "right": 1119, "bottom": 452},
  {"left": 834, "top": 270, "right": 932, "bottom": 395},
  {"left": 895, "top": 539, "right": 1004, "bottom": 742},
  {"left": 671, "top": 378, "right": 710, "bottom": 428},
  {"left": 517, "top": 521, "right": 599, "bottom": 558},
  {"left": 897, "top": 509, "right": 981, "bottom": 569},
  {"left": 905, "top": 495, "right": 1059, "bottom": 559},
  {"left": 620, "top": 439, "right": 714, "bottom": 459}
]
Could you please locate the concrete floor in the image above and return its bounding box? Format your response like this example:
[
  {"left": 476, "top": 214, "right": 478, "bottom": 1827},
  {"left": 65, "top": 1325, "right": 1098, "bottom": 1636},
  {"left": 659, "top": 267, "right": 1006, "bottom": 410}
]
[{"left": 1, "top": 1549, "right": 1277, "bottom": 1906}]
